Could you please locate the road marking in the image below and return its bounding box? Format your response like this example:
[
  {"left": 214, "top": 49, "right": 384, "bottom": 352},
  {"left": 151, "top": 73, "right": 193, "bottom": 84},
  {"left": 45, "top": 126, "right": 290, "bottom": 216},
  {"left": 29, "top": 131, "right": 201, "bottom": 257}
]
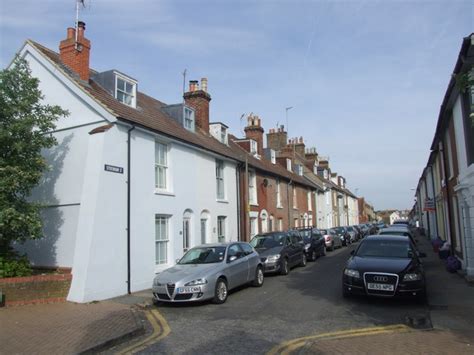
[
  {"left": 268, "top": 324, "right": 410, "bottom": 355},
  {"left": 118, "top": 309, "right": 171, "bottom": 354}
]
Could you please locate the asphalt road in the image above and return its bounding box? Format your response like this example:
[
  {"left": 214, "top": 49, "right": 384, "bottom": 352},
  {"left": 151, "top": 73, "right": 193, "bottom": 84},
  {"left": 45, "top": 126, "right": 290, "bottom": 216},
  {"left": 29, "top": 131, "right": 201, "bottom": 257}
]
[{"left": 136, "top": 242, "right": 429, "bottom": 354}]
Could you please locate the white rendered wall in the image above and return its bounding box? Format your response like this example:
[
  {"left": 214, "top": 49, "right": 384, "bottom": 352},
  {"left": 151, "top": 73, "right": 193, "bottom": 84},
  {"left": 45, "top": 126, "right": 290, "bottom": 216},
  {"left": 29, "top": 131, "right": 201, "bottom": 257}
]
[{"left": 15, "top": 49, "right": 108, "bottom": 269}]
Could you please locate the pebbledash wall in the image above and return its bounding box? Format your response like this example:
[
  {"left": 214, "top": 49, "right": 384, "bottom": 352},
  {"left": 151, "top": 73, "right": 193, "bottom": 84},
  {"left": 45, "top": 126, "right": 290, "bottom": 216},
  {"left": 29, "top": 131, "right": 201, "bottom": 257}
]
[{"left": 14, "top": 42, "right": 238, "bottom": 303}]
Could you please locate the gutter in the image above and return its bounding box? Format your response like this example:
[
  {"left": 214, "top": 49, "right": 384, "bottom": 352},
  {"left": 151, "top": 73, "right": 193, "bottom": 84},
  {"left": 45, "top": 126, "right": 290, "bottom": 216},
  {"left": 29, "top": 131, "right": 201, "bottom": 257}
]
[{"left": 127, "top": 125, "right": 136, "bottom": 294}]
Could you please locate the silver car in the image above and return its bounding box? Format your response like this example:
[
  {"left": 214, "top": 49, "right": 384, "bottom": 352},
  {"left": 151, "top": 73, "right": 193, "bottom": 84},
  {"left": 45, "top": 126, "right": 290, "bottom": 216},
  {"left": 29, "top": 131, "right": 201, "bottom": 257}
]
[{"left": 152, "top": 242, "right": 264, "bottom": 304}]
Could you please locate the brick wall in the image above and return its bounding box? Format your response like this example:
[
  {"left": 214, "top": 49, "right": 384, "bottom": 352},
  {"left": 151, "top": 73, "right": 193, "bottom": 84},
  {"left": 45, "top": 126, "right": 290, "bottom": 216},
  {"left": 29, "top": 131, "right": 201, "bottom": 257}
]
[{"left": 0, "top": 273, "right": 72, "bottom": 307}]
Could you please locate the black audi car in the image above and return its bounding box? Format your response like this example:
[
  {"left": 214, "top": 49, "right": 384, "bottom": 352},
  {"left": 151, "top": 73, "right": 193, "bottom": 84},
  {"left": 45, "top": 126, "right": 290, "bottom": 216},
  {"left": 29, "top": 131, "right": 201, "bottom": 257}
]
[{"left": 342, "top": 235, "right": 426, "bottom": 301}]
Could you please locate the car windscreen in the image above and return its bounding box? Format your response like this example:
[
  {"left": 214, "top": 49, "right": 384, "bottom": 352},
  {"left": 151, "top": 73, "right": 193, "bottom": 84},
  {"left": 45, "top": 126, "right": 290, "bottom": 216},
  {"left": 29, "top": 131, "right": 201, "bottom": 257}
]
[
  {"left": 356, "top": 240, "right": 412, "bottom": 259},
  {"left": 250, "top": 234, "right": 285, "bottom": 249},
  {"left": 178, "top": 247, "right": 226, "bottom": 264},
  {"left": 334, "top": 227, "right": 344, "bottom": 233},
  {"left": 320, "top": 229, "right": 327, "bottom": 234}
]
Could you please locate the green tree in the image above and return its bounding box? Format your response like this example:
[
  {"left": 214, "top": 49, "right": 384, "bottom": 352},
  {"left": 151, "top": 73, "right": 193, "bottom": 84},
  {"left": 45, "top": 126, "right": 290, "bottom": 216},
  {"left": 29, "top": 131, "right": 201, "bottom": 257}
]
[{"left": 0, "top": 57, "right": 68, "bottom": 276}]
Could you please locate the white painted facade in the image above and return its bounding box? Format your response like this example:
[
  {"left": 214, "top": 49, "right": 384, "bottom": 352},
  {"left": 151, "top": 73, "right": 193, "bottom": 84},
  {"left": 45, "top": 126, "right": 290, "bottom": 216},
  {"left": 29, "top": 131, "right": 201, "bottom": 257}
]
[
  {"left": 452, "top": 93, "right": 474, "bottom": 277},
  {"left": 14, "top": 43, "right": 238, "bottom": 302},
  {"left": 347, "top": 195, "right": 359, "bottom": 225}
]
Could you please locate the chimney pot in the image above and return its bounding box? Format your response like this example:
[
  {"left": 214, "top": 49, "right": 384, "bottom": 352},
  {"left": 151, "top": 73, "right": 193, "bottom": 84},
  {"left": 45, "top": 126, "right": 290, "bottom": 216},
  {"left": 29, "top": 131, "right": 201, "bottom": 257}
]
[
  {"left": 66, "top": 27, "right": 75, "bottom": 39},
  {"left": 201, "top": 78, "right": 208, "bottom": 92}
]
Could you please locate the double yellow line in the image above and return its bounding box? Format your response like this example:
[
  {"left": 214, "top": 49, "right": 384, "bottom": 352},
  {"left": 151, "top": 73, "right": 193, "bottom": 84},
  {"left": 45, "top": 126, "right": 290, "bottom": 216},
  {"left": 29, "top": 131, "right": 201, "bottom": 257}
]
[
  {"left": 268, "top": 324, "right": 411, "bottom": 355},
  {"left": 118, "top": 308, "right": 171, "bottom": 354}
]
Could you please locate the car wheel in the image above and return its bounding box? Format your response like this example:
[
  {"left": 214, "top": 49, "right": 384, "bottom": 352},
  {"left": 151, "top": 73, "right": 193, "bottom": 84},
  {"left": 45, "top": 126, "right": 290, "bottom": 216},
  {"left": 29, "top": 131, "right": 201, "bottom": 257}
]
[
  {"left": 212, "top": 278, "right": 228, "bottom": 304},
  {"left": 280, "top": 258, "right": 290, "bottom": 275},
  {"left": 252, "top": 266, "right": 264, "bottom": 287},
  {"left": 300, "top": 253, "right": 307, "bottom": 267},
  {"left": 311, "top": 250, "right": 317, "bottom": 261}
]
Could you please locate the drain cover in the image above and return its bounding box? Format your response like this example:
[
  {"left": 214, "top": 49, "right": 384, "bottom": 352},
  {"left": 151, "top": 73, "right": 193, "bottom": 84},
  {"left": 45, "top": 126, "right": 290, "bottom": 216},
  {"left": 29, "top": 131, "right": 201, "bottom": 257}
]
[{"left": 405, "top": 314, "right": 433, "bottom": 329}]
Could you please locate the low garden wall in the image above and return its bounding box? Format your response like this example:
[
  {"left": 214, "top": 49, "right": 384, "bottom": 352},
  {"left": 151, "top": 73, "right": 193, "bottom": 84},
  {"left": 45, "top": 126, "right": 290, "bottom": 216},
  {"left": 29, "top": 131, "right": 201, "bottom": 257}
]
[{"left": 0, "top": 272, "right": 72, "bottom": 307}]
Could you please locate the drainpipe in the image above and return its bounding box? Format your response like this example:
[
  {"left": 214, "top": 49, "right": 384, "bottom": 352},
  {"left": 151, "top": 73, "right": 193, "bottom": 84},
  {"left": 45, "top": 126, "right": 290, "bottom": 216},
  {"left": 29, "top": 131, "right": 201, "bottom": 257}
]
[
  {"left": 440, "top": 142, "right": 455, "bottom": 256},
  {"left": 287, "top": 180, "right": 293, "bottom": 228},
  {"left": 127, "top": 125, "right": 135, "bottom": 294},
  {"left": 424, "top": 176, "right": 431, "bottom": 238},
  {"left": 236, "top": 162, "right": 241, "bottom": 241}
]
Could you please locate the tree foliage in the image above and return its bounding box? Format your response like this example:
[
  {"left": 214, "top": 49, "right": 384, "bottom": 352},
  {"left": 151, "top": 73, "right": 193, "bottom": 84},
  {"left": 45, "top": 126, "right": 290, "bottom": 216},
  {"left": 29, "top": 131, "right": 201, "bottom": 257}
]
[{"left": 0, "top": 57, "right": 68, "bottom": 253}]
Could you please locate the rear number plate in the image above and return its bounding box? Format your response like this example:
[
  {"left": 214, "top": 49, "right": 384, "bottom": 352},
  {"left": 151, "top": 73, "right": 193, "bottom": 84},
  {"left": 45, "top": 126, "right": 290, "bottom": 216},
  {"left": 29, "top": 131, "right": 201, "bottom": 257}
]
[
  {"left": 177, "top": 286, "right": 201, "bottom": 294},
  {"left": 367, "top": 283, "right": 394, "bottom": 291}
]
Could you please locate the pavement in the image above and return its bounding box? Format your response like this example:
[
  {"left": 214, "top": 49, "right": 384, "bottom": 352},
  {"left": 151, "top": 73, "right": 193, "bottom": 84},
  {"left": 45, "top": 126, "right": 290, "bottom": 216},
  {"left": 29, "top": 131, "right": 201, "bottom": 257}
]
[{"left": 1, "top": 230, "right": 474, "bottom": 354}]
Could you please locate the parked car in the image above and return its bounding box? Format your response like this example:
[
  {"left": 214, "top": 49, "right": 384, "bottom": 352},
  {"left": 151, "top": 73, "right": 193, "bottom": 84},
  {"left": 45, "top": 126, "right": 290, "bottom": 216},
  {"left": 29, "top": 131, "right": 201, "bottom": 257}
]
[
  {"left": 333, "top": 227, "right": 351, "bottom": 246},
  {"left": 379, "top": 227, "right": 417, "bottom": 246},
  {"left": 250, "top": 230, "right": 306, "bottom": 275},
  {"left": 321, "top": 228, "right": 343, "bottom": 251},
  {"left": 298, "top": 227, "right": 326, "bottom": 260},
  {"left": 342, "top": 235, "right": 426, "bottom": 301},
  {"left": 358, "top": 224, "right": 369, "bottom": 237},
  {"left": 152, "top": 242, "right": 264, "bottom": 304},
  {"left": 346, "top": 226, "right": 359, "bottom": 243}
]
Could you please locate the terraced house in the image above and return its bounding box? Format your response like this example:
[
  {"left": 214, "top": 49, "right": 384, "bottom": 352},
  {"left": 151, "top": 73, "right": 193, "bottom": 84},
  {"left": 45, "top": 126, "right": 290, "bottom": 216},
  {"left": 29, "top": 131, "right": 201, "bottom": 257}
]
[
  {"left": 10, "top": 22, "right": 360, "bottom": 303},
  {"left": 415, "top": 33, "right": 474, "bottom": 279}
]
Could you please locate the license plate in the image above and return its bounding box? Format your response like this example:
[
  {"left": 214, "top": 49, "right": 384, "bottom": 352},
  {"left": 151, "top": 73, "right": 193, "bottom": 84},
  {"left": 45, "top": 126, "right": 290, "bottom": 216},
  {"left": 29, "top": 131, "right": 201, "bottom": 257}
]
[
  {"left": 177, "top": 286, "right": 201, "bottom": 294},
  {"left": 367, "top": 283, "right": 394, "bottom": 291}
]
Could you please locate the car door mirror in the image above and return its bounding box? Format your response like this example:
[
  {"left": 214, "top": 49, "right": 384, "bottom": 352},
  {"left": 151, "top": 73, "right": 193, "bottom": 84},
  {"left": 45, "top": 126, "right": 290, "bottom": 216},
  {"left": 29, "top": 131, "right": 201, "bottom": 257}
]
[
  {"left": 228, "top": 255, "right": 237, "bottom": 262},
  {"left": 176, "top": 258, "right": 181, "bottom": 264}
]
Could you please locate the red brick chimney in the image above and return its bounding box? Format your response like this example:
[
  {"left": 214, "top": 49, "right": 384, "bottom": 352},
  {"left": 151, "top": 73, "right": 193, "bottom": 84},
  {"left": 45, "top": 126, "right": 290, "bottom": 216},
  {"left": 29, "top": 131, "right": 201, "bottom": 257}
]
[
  {"left": 244, "top": 114, "right": 264, "bottom": 156},
  {"left": 293, "top": 136, "right": 305, "bottom": 157},
  {"left": 184, "top": 78, "right": 211, "bottom": 133},
  {"left": 59, "top": 21, "right": 91, "bottom": 82},
  {"left": 266, "top": 125, "right": 288, "bottom": 152}
]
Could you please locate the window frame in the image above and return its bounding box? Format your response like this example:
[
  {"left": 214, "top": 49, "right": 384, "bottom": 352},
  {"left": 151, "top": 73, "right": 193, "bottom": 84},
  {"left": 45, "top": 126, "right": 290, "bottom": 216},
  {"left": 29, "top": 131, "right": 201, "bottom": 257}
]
[
  {"left": 184, "top": 107, "right": 194, "bottom": 131},
  {"left": 216, "top": 159, "right": 225, "bottom": 200},
  {"left": 217, "top": 216, "right": 226, "bottom": 242},
  {"left": 155, "top": 215, "right": 170, "bottom": 265},
  {"left": 249, "top": 169, "right": 258, "bottom": 205},
  {"left": 276, "top": 179, "right": 282, "bottom": 208},
  {"left": 115, "top": 74, "right": 136, "bottom": 107},
  {"left": 155, "top": 142, "right": 168, "bottom": 191}
]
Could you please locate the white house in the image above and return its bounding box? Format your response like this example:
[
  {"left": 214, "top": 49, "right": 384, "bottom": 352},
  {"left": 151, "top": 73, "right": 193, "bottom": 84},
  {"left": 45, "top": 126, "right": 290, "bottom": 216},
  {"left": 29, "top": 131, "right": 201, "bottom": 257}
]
[{"left": 13, "top": 23, "right": 241, "bottom": 302}]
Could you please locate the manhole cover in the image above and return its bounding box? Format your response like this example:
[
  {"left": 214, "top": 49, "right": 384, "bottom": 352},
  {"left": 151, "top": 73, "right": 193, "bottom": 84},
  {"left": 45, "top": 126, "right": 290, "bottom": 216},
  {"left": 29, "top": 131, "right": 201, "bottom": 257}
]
[{"left": 405, "top": 314, "right": 433, "bottom": 329}]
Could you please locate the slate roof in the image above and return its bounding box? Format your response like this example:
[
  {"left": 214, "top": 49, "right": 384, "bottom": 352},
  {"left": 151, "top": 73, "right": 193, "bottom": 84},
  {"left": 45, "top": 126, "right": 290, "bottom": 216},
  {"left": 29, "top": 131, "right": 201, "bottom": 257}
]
[{"left": 29, "top": 39, "right": 316, "bottom": 189}]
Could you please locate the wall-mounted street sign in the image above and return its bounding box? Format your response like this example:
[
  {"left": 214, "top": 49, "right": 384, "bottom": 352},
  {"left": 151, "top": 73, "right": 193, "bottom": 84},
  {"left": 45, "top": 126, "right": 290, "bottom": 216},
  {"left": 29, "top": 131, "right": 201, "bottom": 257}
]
[
  {"left": 423, "top": 198, "right": 435, "bottom": 212},
  {"left": 104, "top": 164, "right": 124, "bottom": 174}
]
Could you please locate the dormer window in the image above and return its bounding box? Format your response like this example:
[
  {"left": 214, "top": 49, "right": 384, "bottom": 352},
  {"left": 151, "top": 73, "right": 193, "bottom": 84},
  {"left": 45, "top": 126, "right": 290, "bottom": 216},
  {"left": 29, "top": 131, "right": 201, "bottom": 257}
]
[
  {"left": 286, "top": 158, "right": 292, "bottom": 172},
  {"left": 270, "top": 150, "right": 276, "bottom": 164},
  {"left": 296, "top": 164, "right": 303, "bottom": 176},
  {"left": 209, "top": 122, "right": 229, "bottom": 144},
  {"left": 250, "top": 140, "right": 258, "bottom": 155},
  {"left": 184, "top": 107, "right": 194, "bottom": 131},
  {"left": 115, "top": 74, "right": 136, "bottom": 107}
]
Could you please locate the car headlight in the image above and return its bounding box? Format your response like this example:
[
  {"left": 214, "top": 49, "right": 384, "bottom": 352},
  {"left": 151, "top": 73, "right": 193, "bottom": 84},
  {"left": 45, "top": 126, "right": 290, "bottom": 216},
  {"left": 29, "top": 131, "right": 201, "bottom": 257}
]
[
  {"left": 185, "top": 278, "right": 208, "bottom": 286},
  {"left": 403, "top": 273, "right": 422, "bottom": 281},
  {"left": 305, "top": 243, "right": 311, "bottom": 251},
  {"left": 266, "top": 254, "right": 281, "bottom": 262},
  {"left": 344, "top": 269, "right": 360, "bottom": 278}
]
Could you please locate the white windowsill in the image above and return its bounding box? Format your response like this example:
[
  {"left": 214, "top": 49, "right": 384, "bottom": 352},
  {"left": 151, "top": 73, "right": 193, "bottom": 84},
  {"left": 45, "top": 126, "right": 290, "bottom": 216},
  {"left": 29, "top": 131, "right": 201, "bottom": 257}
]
[
  {"left": 154, "top": 189, "right": 175, "bottom": 197},
  {"left": 217, "top": 199, "right": 229, "bottom": 204},
  {"left": 277, "top": 205, "right": 283, "bottom": 209},
  {"left": 250, "top": 203, "right": 259, "bottom": 207}
]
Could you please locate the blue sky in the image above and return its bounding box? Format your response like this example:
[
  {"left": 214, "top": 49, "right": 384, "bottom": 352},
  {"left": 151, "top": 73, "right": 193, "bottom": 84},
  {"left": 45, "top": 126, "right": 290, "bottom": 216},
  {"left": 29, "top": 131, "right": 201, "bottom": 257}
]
[{"left": 1, "top": 0, "right": 472, "bottom": 210}]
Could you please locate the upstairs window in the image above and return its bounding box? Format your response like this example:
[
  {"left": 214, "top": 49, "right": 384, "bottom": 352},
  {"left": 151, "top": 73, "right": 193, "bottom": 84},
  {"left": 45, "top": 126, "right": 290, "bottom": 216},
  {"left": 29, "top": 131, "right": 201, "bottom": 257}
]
[
  {"left": 116, "top": 76, "right": 136, "bottom": 107},
  {"left": 286, "top": 159, "right": 292, "bottom": 172},
  {"left": 216, "top": 159, "right": 225, "bottom": 199},
  {"left": 276, "top": 179, "right": 282, "bottom": 208},
  {"left": 184, "top": 107, "right": 194, "bottom": 131},
  {"left": 293, "top": 186, "right": 297, "bottom": 208},
  {"left": 155, "top": 142, "right": 168, "bottom": 190},
  {"left": 249, "top": 170, "right": 258, "bottom": 205},
  {"left": 220, "top": 126, "right": 227, "bottom": 144}
]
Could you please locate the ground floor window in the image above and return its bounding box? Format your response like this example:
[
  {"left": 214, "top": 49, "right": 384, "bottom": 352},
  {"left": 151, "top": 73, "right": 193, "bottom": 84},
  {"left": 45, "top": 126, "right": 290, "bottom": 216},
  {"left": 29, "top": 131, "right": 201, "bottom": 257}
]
[
  {"left": 278, "top": 218, "right": 283, "bottom": 231},
  {"left": 218, "top": 216, "right": 226, "bottom": 242},
  {"left": 250, "top": 216, "right": 258, "bottom": 237},
  {"left": 155, "top": 215, "right": 169, "bottom": 265}
]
